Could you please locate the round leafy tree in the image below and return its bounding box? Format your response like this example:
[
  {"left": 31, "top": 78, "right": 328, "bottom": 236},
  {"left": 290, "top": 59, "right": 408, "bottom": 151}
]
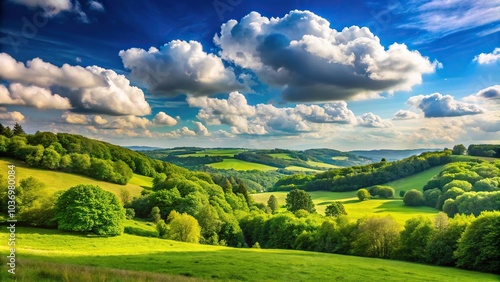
[
  {"left": 325, "top": 202, "right": 347, "bottom": 217},
  {"left": 56, "top": 184, "right": 125, "bottom": 236},
  {"left": 403, "top": 189, "right": 424, "bottom": 206},
  {"left": 285, "top": 189, "right": 315, "bottom": 213},
  {"left": 357, "top": 188, "right": 371, "bottom": 201}
]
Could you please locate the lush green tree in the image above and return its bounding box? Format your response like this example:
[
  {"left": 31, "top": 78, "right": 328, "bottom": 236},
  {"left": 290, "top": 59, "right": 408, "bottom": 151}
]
[
  {"left": 267, "top": 195, "right": 279, "bottom": 213},
  {"left": 69, "top": 153, "right": 91, "bottom": 174},
  {"left": 399, "top": 190, "right": 406, "bottom": 198},
  {"left": 403, "top": 189, "right": 424, "bottom": 206},
  {"left": 442, "top": 180, "right": 472, "bottom": 193},
  {"left": 285, "top": 189, "right": 315, "bottom": 213},
  {"left": 436, "top": 187, "right": 465, "bottom": 210},
  {"left": 357, "top": 188, "right": 370, "bottom": 201},
  {"left": 455, "top": 211, "right": 500, "bottom": 273},
  {"left": 472, "top": 178, "right": 500, "bottom": 192},
  {"left": 125, "top": 208, "right": 135, "bottom": 220},
  {"left": 3, "top": 126, "right": 13, "bottom": 138},
  {"left": 13, "top": 123, "right": 25, "bottom": 135},
  {"left": 352, "top": 216, "right": 400, "bottom": 258},
  {"left": 423, "top": 188, "right": 441, "bottom": 208},
  {"left": 0, "top": 135, "right": 8, "bottom": 153},
  {"left": 157, "top": 220, "right": 169, "bottom": 238},
  {"left": 325, "top": 202, "right": 347, "bottom": 217},
  {"left": 120, "top": 188, "right": 132, "bottom": 207},
  {"left": 442, "top": 199, "right": 458, "bottom": 218},
  {"left": 196, "top": 204, "right": 222, "bottom": 241},
  {"left": 167, "top": 210, "right": 201, "bottom": 243},
  {"left": 369, "top": 185, "right": 395, "bottom": 199},
  {"left": 41, "top": 147, "right": 61, "bottom": 169},
  {"left": 455, "top": 191, "right": 500, "bottom": 216},
  {"left": 398, "top": 216, "right": 435, "bottom": 262},
  {"left": 25, "top": 145, "right": 44, "bottom": 166},
  {"left": 55, "top": 184, "right": 125, "bottom": 236},
  {"left": 452, "top": 144, "right": 466, "bottom": 155},
  {"left": 150, "top": 206, "right": 162, "bottom": 223}
]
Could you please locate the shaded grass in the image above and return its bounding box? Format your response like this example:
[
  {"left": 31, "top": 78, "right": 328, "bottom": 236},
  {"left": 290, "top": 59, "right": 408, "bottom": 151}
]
[
  {"left": 178, "top": 149, "right": 245, "bottom": 157},
  {"left": 268, "top": 153, "right": 294, "bottom": 160},
  {"left": 206, "top": 159, "right": 278, "bottom": 171},
  {"left": 0, "top": 158, "right": 144, "bottom": 198},
  {"left": 285, "top": 166, "right": 322, "bottom": 173},
  {"left": 1, "top": 227, "right": 498, "bottom": 282},
  {"left": 384, "top": 165, "right": 444, "bottom": 194},
  {"left": 306, "top": 160, "right": 341, "bottom": 169}
]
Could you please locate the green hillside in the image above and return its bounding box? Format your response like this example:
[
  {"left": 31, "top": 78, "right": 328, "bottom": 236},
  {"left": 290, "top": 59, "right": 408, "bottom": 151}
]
[
  {"left": 0, "top": 157, "right": 151, "bottom": 198},
  {"left": 206, "top": 158, "right": 278, "bottom": 171},
  {"left": 1, "top": 227, "right": 497, "bottom": 282}
]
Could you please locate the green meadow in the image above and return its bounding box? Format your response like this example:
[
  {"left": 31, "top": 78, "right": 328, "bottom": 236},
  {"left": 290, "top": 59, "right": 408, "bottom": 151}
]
[
  {"left": 206, "top": 159, "right": 278, "bottom": 171},
  {"left": 268, "top": 153, "right": 295, "bottom": 160},
  {"left": 1, "top": 227, "right": 498, "bottom": 282},
  {"left": 178, "top": 149, "right": 245, "bottom": 157},
  {"left": 0, "top": 158, "right": 149, "bottom": 198},
  {"left": 285, "top": 166, "right": 322, "bottom": 172}
]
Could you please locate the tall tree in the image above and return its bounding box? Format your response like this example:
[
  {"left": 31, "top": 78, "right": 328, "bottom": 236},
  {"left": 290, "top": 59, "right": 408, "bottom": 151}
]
[
  {"left": 267, "top": 195, "right": 279, "bottom": 213},
  {"left": 452, "top": 144, "right": 466, "bottom": 155},
  {"left": 167, "top": 210, "right": 201, "bottom": 243},
  {"left": 325, "top": 202, "right": 347, "bottom": 217},
  {"left": 3, "top": 126, "right": 13, "bottom": 138},
  {"left": 285, "top": 189, "right": 315, "bottom": 213},
  {"left": 13, "top": 123, "right": 25, "bottom": 135}
]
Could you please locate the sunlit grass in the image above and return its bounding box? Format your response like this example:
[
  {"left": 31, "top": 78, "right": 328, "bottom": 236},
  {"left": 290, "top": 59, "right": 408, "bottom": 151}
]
[
  {"left": 285, "top": 166, "right": 322, "bottom": 172},
  {"left": 206, "top": 159, "right": 278, "bottom": 171}
]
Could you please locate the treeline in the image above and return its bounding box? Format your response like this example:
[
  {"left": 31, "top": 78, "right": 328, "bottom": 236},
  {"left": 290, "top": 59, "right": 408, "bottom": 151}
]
[
  {"left": 202, "top": 167, "right": 286, "bottom": 193},
  {"left": 0, "top": 124, "right": 186, "bottom": 184},
  {"left": 273, "top": 150, "right": 452, "bottom": 192},
  {"left": 160, "top": 155, "right": 224, "bottom": 168},
  {"left": 406, "top": 161, "right": 500, "bottom": 216},
  {"left": 467, "top": 144, "right": 500, "bottom": 158},
  {"left": 234, "top": 152, "right": 305, "bottom": 169},
  {"left": 240, "top": 210, "right": 500, "bottom": 274}
]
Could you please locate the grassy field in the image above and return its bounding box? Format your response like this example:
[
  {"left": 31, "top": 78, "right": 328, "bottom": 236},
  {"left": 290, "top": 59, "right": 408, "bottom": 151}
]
[
  {"left": 178, "top": 149, "right": 245, "bottom": 157},
  {"left": 252, "top": 166, "right": 445, "bottom": 224},
  {"left": 206, "top": 159, "right": 278, "bottom": 171},
  {"left": 306, "top": 160, "right": 341, "bottom": 169},
  {"left": 1, "top": 227, "right": 498, "bottom": 282},
  {"left": 285, "top": 166, "right": 322, "bottom": 173},
  {"left": 268, "top": 153, "right": 295, "bottom": 160},
  {"left": 0, "top": 158, "right": 149, "bottom": 198},
  {"left": 332, "top": 156, "right": 349, "bottom": 160}
]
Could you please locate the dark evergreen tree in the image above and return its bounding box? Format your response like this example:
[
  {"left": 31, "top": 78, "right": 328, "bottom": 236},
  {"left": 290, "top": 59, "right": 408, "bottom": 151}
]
[{"left": 13, "top": 122, "right": 25, "bottom": 135}]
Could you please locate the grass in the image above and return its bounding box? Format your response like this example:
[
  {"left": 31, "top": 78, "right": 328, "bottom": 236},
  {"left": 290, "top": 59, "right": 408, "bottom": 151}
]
[
  {"left": 268, "top": 153, "right": 295, "bottom": 160},
  {"left": 0, "top": 157, "right": 149, "bottom": 198},
  {"left": 306, "top": 160, "right": 341, "bottom": 169},
  {"left": 332, "top": 156, "right": 349, "bottom": 160},
  {"left": 206, "top": 159, "right": 278, "bottom": 171},
  {"left": 1, "top": 227, "right": 498, "bottom": 282},
  {"left": 178, "top": 149, "right": 245, "bottom": 157},
  {"left": 285, "top": 166, "right": 322, "bottom": 173},
  {"left": 252, "top": 165, "right": 446, "bottom": 225}
]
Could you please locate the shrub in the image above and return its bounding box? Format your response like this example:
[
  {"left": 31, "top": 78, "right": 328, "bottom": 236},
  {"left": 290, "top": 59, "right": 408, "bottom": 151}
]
[
  {"left": 125, "top": 208, "right": 135, "bottom": 220},
  {"left": 403, "top": 189, "right": 424, "bottom": 206},
  {"left": 325, "top": 202, "right": 348, "bottom": 217},
  {"left": 357, "top": 189, "right": 371, "bottom": 201}
]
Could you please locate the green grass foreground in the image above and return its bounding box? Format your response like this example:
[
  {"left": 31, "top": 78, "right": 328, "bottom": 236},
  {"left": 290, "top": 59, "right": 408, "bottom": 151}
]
[{"left": 1, "top": 227, "right": 498, "bottom": 282}]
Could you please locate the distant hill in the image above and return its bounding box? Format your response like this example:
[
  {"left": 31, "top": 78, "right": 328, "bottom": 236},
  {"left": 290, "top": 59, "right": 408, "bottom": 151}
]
[
  {"left": 349, "top": 149, "right": 442, "bottom": 162},
  {"left": 126, "top": 146, "right": 165, "bottom": 151}
]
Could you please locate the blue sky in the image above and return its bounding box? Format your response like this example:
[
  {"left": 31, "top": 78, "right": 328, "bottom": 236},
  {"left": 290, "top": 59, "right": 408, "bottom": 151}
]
[{"left": 0, "top": 0, "right": 499, "bottom": 150}]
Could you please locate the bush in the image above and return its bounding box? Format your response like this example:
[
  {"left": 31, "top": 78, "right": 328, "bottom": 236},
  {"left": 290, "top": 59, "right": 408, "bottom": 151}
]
[
  {"left": 167, "top": 210, "right": 201, "bottom": 243},
  {"left": 156, "top": 220, "right": 168, "bottom": 239},
  {"left": 325, "top": 202, "right": 347, "bottom": 217},
  {"left": 125, "top": 208, "right": 135, "bottom": 220},
  {"left": 442, "top": 199, "right": 458, "bottom": 218},
  {"left": 124, "top": 226, "right": 159, "bottom": 237},
  {"left": 403, "top": 189, "right": 424, "bottom": 206},
  {"left": 285, "top": 189, "right": 315, "bottom": 213},
  {"left": 55, "top": 184, "right": 125, "bottom": 236},
  {"left": 399, "top": 190, "right": 406, "bottom": 198},
  {"left": 357, "top": 189, "right": 371, "bottom": 201},
  {"left": 423, "top": 188, "right": 440, "bottom": 208},
  {"left": 369, "top": 185, "right": 395, "bottom": 199}
]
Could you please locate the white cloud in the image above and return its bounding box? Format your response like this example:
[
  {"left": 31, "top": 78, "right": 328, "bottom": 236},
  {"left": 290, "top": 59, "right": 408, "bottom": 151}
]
[
  {"left": 62, "top": 112, "right": 88, "bottom": 124},
  {"left": 392, "top": 110, "right": 419, "bottom": 120},
  {"left": 408, "top": 93, "right": 485, "bottom": 118},
  {"left": 152, "top": 112, "right": 177, "bottom": 126},
  {"left": 119, "top": 40, "right": 245, "bottom": 97},
  {"left": 163, "top": 127, "right": 197, "bottom": 138},
  {"left": 93, "top": 115, "right": 107, "bottom": 125},
  {"left": 1, "top": 83, "right": 72, "bottom": 110},
  {"left": 10, "top": 0, "right": 72, "bottom": 16},
  {"left": 474, "top": 48, "right": 500, "bottom": 64},
  {"left": 187, "top": 91, "right": 357, "bottom": 135},
  {"left": 0, "top": 54, "right": 151, "bottom": 116},
  {"left": 463, "top": 85, "right": 500, "bottom": 104},
  {"left": 88, "top": 0, "right": 104, "bottom": 11},
  {"left": 357, "top": 112, "right": 393, "bottom": 128},
  {"left": 214, "top": 10, "right": 438, "bottom": 102},
  {"left": 0, "top": 110, "right": 25, "bottom": 122},
  {"left": 396, "top": 0, "right": 500, "bottom": 41},
  {"left": 193, "top": 122, "right": 210, "bottom": 136}
]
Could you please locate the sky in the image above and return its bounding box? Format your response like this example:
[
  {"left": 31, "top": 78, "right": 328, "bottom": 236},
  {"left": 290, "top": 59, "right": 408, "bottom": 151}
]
[{"left": 0, "top": 0, "right": 499, "bottom": 150}]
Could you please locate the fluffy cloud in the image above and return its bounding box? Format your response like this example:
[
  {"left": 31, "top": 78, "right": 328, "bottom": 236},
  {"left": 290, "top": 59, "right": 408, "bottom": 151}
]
[
  {"left": 463, "top": 85, "right": 500, "bottom": 103},
  {"left": 0, "top": 110, "right": 25, "bottom": 122},
  {"left": 214, "top": 10, "right": 438, "bottom": 102},
  {"left": 193, "top": 122, "right": 210, "bottom": 136},
  {"left": 0, "top": 83, "right": 72, "bottom": 110},
  {"left": 0, "top": 53, "right": 151, "bottom": 116},
  {"left": 408, "top": 93, "right": 485, "bottom": 118},
  {"left": 474, "top": 48, "right": 500, "bottom": 64},
  {"left": 89, "top": 0, "right": 104, "bottom": 11},
  {"left": 62, "top": 112, "right": 88, "bottom": 124},
  {"left": 187, "top": 91, "right": 358, "bottom": 135},
  {"left": 119, "top": 40, "right": 245, "bottom": 97},
  {"left": 152, "top": 112, "right": 177, "bottom": 126},
  {"left": 392, "top": 110, "right": 419, "bottom": 120},
  {"left": 357, "top": 113, "right": 393, "bottom": 128}
]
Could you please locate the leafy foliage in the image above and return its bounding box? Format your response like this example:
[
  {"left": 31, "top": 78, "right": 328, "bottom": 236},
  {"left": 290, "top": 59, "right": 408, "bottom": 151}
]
[
  {"left": 357, "top": 188, "right": 371, "bottom": 201},
  {"left": 325, "top": 202, "right": 347, "bottom": 217},
  {"left": 167, "top": 210, "right": 201, "bottom": 243},
  {"left": 285, "top": 189, "right": 316, "bottom": 213},
  {"left": 403, "top": 189, "right": 424, "bottom": 206}
]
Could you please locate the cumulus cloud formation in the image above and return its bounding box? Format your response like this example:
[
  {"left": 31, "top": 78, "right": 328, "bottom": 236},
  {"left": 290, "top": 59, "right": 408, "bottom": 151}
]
[
  {"left": 187, "top": 91, "right": 358, "bottom": 135},
  {"left": 0, "top": 109, "right": 25, "bottom": 122},
  {"left": 393, "top": 110, "right": 419, "bottom": 120},
  {"left": 62, "top": 112, "right": 88, "bottom": 124},
  {"left": 357, "top": 112, "right": 393, "bottom": 128},
  {"left": 408, "top": 93, "right": 485, "bottom": 118},
  {"left": 214, "top": 10, "right": 438, "bottom": 102},
  {"left": 0, "top": 83, "right": 72, "bottom": 110},
  {"left": 474, "top": 48, "right": 500, "bottom": 64},
  {"left": 463, "top": 85, "right": 500, "bottom": 103},
  {"left": 10, "top": 0, "right": 73, "bottom": 16},
  {"left": 0, "top": 53, "right": 151, "bottom": 116},
  {"left": 119, "top": 40, "right": 245, "bottom": 97},
  {"left": 88, "top": 0, "right": 104, "bottom": 11},
  {"left": 193, "top": 122, "right": 210, "bottom": 136},
  {"left": 152, "top": 112, "right": 177, "bottom": 126}
]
